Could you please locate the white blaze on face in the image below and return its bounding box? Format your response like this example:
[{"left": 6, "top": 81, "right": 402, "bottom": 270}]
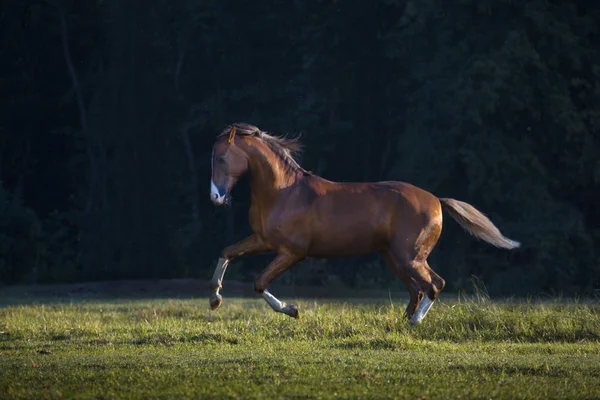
[
  {"left": 210, "top": 146, "right": 227, "bottom": 205},
  {"left": 211, "top": 179, "right": 226, "bottom": 205}
]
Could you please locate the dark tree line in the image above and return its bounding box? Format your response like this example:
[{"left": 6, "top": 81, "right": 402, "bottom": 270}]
[{"left": 1, "top": 0, "right": 599, "bottom": 296}]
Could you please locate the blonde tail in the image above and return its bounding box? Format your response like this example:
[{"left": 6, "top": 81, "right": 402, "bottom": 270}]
[{"left": 440, "top": 198, "right": 520, "bottom": 249}]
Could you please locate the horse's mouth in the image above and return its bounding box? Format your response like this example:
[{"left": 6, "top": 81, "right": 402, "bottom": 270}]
[
  {"left": 210, "top": 180, "right": 231, "bottom": 206},
  {"left": 211, "top": 194, "right": 231, "bottom": 206}
]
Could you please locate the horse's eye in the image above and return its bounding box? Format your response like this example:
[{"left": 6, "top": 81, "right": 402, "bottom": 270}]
[{"left": 217, "top": 156, "right": 226, "bottom": 164}]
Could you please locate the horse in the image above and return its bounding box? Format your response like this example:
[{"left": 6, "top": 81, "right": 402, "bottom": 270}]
[{"left": 209, "top": 122, "right": 520, "bottom": 324}]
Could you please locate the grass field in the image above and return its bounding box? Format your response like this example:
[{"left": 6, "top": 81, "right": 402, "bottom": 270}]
[{"left": 1, "top": 281, "right": 599, "bottom": 399}]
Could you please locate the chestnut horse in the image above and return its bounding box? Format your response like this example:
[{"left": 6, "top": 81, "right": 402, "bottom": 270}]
[{"left": 209, "top": 123, "right": 519, "bottom": 324}]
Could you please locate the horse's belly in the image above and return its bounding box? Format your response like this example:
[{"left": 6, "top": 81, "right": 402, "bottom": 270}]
[
  {"left": 305, "top": 192, "right": 394, "bottom": 257},
  {"left": 307, "top": 242, "right": 377, "bottom": 258}
]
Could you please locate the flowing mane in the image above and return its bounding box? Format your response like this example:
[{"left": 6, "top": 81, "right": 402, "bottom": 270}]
[{"left": 218, "top": 122, "right": 309, "bottom": 175}]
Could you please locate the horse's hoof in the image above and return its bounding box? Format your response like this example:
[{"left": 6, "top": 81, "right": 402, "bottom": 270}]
[
  {"left": 286, "top": 304, "right": 300, "bottom": 319},
  {"left": 209, "top": 294, "right": 222, "bottom": 310}
]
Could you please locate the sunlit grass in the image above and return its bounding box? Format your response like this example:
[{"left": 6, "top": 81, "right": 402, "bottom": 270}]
[{"left": 0, "top": 292, "right": 599, "bottom": 399}]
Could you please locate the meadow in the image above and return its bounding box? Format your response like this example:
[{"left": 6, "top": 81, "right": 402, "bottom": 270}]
[{"left": 0, "top": 281, "right": 599, "bottom": 399}]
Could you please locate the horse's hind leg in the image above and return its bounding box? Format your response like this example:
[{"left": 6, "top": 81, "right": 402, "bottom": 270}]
[
  {"left": 384, "top": 215, "right": 445, "bottom": 324},
  {"left": 254, "top": 252, "right": 303, "bottom": 319},
  {"left": 409, "top": 260, "right": 445, "bottom": 325},
  {"left": 382, "top": 250, "right": 445, "bottom": 324},
  {"left": 380, "top": 252, "right": 422, "bottom": 318}
]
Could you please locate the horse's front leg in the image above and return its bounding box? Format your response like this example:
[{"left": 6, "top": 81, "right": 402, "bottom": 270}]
[
  {"left": 210, "top": 234, "right": 269, "bottom": 310},
  {"left": 254, "top": 252, "right": 303, "bottom": 319}
]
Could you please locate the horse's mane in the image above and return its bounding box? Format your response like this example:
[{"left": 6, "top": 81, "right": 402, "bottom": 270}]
[{"left": 218, "top": 123, "right": 309, "bottom": 175}]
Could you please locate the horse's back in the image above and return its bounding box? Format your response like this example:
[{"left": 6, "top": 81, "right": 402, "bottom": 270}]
[
  {"left": 305, "top": 177, "right": 440, "bottom": 218},
  {"left": 290, "top": 177, "right": 441, "bottom": 257}
]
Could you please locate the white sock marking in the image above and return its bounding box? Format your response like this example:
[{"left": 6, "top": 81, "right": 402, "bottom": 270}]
[
  {"left": 410, "top": 296, "right": 434, "bottom": 325},
  {"left": 262, "top": 289, "right": 287, "bottom": 311},
  {"left": 211, "top": 258, "right": 229, "bottom": 297}
]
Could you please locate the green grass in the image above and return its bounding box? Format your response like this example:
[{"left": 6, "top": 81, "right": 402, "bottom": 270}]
[{"left": 1, "top": 287, "right": 599, "bottom": 399}]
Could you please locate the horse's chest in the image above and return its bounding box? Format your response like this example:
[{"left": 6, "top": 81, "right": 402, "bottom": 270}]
[
  {"left": 248, "top": 206, "right": 264, "bottom": 234},
  {"left": 250, "top": 204, "right": 304, "bottom": 248},
  {"left": 248, "top": 206, "right": 281, "bottom": 235}
]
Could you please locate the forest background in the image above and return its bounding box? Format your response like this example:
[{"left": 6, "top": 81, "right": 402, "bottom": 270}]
[{"left": 1, "top": 0, "right": 599, "bottom": 296}]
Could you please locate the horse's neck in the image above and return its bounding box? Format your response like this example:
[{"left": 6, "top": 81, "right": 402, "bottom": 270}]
[{"left": 247, "top": 151, "right": 302, "bottom": 209}]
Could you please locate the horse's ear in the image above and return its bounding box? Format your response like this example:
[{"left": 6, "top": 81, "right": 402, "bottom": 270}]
[{"left": 227, "top": 126, "right": 237, "bottom": 144}]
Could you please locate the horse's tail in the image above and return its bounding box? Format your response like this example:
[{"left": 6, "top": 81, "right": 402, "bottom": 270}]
[{"left": 439, "top": 198, "right": 520, "bottom": 249}]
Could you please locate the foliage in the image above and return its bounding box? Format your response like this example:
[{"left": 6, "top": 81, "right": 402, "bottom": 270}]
[
  {"left": 37, "top": 210, "right": 82, "bottom": 283},
  {"left": 0, "top": 182, "right": 43, "bottom": 284},
  {"left": 1, "top": 0, "right": 599, "bottom": 295}
]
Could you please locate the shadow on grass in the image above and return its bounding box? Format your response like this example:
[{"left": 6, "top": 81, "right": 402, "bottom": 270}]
[{"left": 0, "top": 279, "right": 398, "bottom": 308}]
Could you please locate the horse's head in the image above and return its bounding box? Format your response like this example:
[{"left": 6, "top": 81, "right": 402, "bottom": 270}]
[{"left": 210, "top": 125, "right": 249, "bottom": 205}]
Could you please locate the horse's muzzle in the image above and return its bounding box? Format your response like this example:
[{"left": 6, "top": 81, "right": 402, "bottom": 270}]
[
  {"left": 210, "top": 180, "right": 230, "bottom": 206},
  {"left": 211, "top": 193, "right": 231, "bottom": 206}
]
